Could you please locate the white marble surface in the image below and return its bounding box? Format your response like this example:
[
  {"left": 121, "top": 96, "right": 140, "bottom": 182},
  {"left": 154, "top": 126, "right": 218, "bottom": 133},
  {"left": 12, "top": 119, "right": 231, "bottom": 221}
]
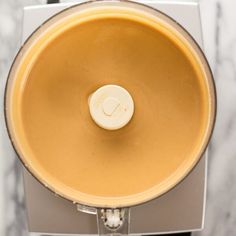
[{"left": 0, "top": 0, "right": 236, "bottom": 236}]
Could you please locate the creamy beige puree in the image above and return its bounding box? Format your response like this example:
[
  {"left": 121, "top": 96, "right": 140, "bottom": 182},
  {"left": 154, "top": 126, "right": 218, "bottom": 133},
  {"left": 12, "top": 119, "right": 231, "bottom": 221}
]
[{"left": 19, "top": 14, "right": 209, "bottom": 198}]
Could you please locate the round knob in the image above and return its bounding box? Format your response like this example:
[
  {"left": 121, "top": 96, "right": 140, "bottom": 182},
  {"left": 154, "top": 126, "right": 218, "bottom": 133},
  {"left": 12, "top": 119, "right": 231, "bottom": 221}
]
[{"left": 89, "top": 85, "right": 134, "bottom": 130}]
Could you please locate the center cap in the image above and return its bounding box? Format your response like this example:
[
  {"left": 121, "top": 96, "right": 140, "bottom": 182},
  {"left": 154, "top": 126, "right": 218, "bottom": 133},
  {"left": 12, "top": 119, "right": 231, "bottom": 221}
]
[{"left": 89, "top": 85, "right": 134, "bottom": 130}]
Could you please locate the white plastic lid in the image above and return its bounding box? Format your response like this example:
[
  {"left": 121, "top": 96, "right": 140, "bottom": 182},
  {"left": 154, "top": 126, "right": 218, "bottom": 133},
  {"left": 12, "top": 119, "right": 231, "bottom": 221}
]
[{"left": 89, "top": 85, "right": 134, "bottom": 130}]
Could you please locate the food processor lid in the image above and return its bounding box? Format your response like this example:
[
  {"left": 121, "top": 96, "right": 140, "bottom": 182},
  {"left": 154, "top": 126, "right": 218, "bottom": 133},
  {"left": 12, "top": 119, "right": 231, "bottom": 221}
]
[{"left": 4, "top": 0, "right": 216, "bottom": 208}]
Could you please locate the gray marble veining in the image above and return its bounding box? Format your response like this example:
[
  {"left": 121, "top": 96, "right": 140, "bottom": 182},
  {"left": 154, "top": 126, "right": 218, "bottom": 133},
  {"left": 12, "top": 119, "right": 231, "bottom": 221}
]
[
  {"left": 0, "top": 0, "right": 236, "bottom": 236},
  {"left": 195, "top": 1, "right": 236, "bottom": 236}
]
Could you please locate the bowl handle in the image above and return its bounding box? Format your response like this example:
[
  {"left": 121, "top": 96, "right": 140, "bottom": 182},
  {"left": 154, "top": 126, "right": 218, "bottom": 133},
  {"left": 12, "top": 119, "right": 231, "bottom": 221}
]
[{"left": 77, "top": 204, "right": 130, "bottom": 235}]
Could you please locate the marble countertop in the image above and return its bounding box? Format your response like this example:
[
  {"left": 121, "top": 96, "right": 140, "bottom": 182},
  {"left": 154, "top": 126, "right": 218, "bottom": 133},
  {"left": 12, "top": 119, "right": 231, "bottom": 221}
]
[{"left": 0, "top": 0, "right": 236, "bottom": 236}]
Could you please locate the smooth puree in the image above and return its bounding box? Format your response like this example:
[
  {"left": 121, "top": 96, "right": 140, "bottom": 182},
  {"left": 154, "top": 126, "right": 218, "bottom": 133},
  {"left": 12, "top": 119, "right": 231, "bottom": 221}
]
[{"left": 13, "top": 10, "right": 210, "bottom": 202}]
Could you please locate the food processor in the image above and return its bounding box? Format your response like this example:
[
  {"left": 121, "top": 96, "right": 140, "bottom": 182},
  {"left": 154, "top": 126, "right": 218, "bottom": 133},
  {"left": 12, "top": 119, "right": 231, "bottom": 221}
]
[{"left": 4, "top": 0, "right": 216, "bottom": 235}]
